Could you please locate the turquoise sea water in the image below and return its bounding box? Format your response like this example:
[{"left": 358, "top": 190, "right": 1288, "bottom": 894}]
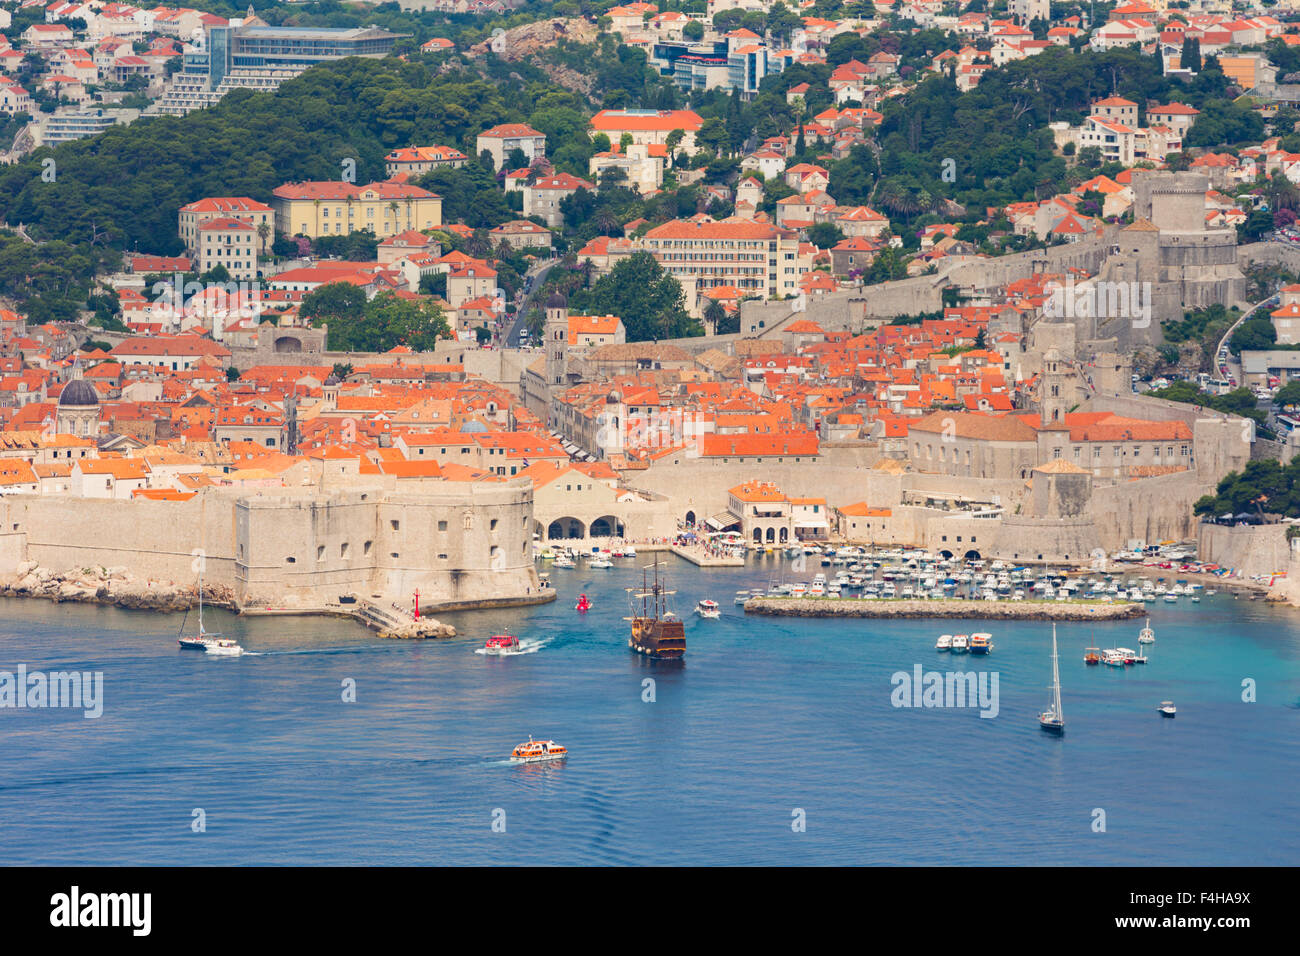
[{"left": 0, "top": 555, "right": 1296, "bottom": 865}]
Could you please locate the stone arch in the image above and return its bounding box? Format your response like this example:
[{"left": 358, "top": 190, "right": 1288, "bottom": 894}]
[
  {"left": 753, "top": 527, "right": 763, "bottom": 543},
  {"left": 779, "top": 527, "right": 788, "bottom": 543},
  {"left": 547, "top": 517, "right": 586, "bottom": 540},
  {"left": 685, "top": 510, "right": 696, "bottom": 526},
  {"left": 274, "top": 335, "right": 303, "bottom": 353},
  {"left": 939, "top": 549, "right": 954, "bottom": 560},
  {"left": 589, "top": 515, "right": 623, "bottom": 538},
  {"left": 765, "top": 527, "right": 775, "bottom": 543},
  {"left": 964, "top": 549, "right": 981, "bottom": 561}
]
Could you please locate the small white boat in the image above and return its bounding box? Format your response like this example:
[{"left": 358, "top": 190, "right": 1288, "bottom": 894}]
[
  {"left": 588, "top": 557, "right": 613, "bottom": 569},
  {"left": 1138, "top": 620, "right": 1155, "bottom": 644},
  {"left": 734, "top": 590, "right": 751, "bottom": 605},
  {"left": 694, "top": 599, "right": 721, "bottom": 619},
  {"left": 936, "top": 634, "right": 952, "bottom": 651},
  {"left": 1158, "top": 701, "right": 1176, "bottom": 718},
  {"left": 1102, "top": 649, "right": 1126, "bottom": 667},
  {"left": 1162, "top": 593, "right": 1178, "bottom": 603},
  {"left": 950, "top": 634, "right": 969, "bottom": 653},
  {"left": 205, "top": 638, "right": 245, "bottom": 657}
]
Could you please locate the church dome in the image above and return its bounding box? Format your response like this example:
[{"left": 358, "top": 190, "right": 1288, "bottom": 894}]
[
  {"left": 544, "top": 290, "right": 567, "bottom": 310},
  {"left": 58, "top": 379, "right": 99, "bottom": 407}
]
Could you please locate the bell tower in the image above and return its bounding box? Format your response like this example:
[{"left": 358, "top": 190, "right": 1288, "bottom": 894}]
[
  {"left": 1040, "top": 347, "right": 1069, "bottom": 427},
  {"left": 544, "top": 291, "right": 568, "bottom": 387}
]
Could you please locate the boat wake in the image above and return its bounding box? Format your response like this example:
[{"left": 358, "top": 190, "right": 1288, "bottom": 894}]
[{"left": 474, "top": 638, "right": 552, "bottom": 657}]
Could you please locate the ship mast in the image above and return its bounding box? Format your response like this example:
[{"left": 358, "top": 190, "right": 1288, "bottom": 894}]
[{"left": 1051, "top": 623, "right": 1063, "bottom": 720}]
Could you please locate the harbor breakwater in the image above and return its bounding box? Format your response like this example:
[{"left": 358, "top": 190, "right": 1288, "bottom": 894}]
[{"left": 743, "top": 597, "right": 1145, "bottom": 621}]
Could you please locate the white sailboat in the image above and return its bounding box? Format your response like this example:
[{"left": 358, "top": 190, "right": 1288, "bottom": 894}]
[
  {"left": 178, "top": 565, "right": 219, "bottom": 650},
  {"left": 1038, "top": 623, "right": 1065, "bottom": 735}
]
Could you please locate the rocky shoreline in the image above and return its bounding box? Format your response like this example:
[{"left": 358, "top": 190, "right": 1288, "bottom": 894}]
[
  {"left": 0, "top": 561, "right": 234, "bottom": 611},
  {"left": 744, "top": 597, "right": 1145, "bottom": 621},
  {"left": 375, "top": 619, "right": 457, "bottom": 639},
  {"left": 0, "top": 562, "right": 460, "bottom": 638}
]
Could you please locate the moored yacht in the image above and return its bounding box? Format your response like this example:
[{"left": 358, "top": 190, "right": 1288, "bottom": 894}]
[
  {"left": 950, "top": 634, "right": 970, "bottom": 653},
  {"left": 936, "top": 634, "right": 952, "bottom": 651},
  {"left": 969, "top": 632, "right": 993, "bottom": 654}
]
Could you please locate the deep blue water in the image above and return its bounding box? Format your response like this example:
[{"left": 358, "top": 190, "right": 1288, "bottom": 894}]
[{"left": 0, "top": 554, "right": 1297, "bottom": 865}]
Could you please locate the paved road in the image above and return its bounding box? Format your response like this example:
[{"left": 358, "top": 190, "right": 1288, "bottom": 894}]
[
  {"left": 503, "top": 258, "right": 558, "bottom": 348},
  {"left": 1216, "top": 293, "right": 1278, "bottom": 386}
]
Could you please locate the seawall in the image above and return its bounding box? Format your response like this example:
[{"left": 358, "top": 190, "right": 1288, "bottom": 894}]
[{"left": 743, "top": 598, "right": 1144, "bottom": 620}]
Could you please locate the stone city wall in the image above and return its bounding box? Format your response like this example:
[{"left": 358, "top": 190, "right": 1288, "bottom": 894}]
[
  {"left": 1198, "top": 522, "right": 1290, "bottom": 579},
  {"left": 0, "top": 479, "right": 541, "bottom": 612}
]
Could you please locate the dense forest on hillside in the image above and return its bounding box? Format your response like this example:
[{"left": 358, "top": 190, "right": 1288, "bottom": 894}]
[{"left": 0, "top": 12, "right": 1278, "bottom": 324}]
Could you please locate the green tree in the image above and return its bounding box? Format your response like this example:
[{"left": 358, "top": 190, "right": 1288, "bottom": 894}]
[
  {"left": 703, "top": 298, "right": 726, "bottom": 334},
  {"left": 300, "top": 282, "right": 366, "bottom": 330},
  {"left": 1274, "top": 380, "right": 1300, "bottom": 409},
  {"left": 806, "top": 222, "right": 845, "bottom": 249},
  {"left": 571, "top": 251, "right": 700, "bottom": 341}
]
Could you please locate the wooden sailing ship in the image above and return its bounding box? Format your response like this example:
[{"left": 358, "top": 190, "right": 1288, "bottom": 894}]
[{"left": 625, "top": 560, "right": 686, "bottom": 660}]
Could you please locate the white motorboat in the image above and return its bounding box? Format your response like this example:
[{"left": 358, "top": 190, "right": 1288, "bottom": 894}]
[
  {"left": 1102, "top": 649, "right": 1126, "bottom": 667},
  {"left": 1158, "top": 701, "right": 1176, "bottom": 718},
  {"left": 936, "top": 634, "right": 952, "bottom": 651},
  {"left": 205, "top": 638, "right": 245, "bottom": 657},
  {"left": 950, "top": 634, "right": 969, "bottom": 653},
  {"left": 694, "top": 599, "right": 721, "bottom": 619}
]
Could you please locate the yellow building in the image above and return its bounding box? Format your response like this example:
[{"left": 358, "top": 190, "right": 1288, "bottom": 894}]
[{"left": 271, "top": 181, "right": 442, "bottom": 239}]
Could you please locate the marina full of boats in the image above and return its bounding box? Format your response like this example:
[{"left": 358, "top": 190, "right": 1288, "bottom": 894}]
[{"left": 532, "top": 540, "right": 1229, "bottom": 610}]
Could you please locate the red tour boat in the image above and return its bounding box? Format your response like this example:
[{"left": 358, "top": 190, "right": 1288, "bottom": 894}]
[
  {"left": 576, "top": 593, "right": 591, "bottom": 612},
  {"left": 484, "top": 633, "right": 520, "bottom": 654}
]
